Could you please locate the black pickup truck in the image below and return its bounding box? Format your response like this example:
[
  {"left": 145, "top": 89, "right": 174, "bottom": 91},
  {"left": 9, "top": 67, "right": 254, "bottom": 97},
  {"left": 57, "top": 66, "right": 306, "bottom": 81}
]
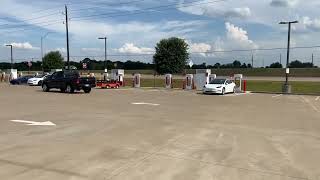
[{"left": 42, "top": 70, "right": 96, "bottom": 93}]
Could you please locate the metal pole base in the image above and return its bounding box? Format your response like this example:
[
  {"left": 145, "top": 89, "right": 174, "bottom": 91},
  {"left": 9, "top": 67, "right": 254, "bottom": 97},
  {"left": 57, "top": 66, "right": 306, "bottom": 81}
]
[{"left": 282, "top": 84, "right": 292, "bottom": 94}]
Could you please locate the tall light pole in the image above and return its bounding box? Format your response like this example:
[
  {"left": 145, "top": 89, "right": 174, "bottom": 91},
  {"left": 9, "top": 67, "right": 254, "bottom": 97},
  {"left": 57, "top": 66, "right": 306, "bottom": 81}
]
[
  {"left": 65, "top": 5, "right": 70, "bottom": 70},
  {"left": 41, "top": 32, "right": 52, "bottom": 71},
  {"left": 279, "top": 20, "right": 298, "bottom": 93},
  {"left": 98, "top": 37, "right": 107, "bottom": 69},
  {"left": 6, "top": 44, "right": 13, "bottom": 69}
]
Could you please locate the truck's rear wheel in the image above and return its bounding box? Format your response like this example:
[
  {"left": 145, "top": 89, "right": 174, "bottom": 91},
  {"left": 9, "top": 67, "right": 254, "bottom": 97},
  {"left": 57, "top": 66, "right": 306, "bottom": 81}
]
[{"left": 42, "top": 84, "right": 49, "bottom": 92}]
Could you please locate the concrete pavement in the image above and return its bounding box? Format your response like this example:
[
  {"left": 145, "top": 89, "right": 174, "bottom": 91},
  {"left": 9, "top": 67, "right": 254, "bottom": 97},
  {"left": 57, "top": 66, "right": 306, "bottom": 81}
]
[{"left": 0, "top": 84, "right": 319, "bottom": 180}]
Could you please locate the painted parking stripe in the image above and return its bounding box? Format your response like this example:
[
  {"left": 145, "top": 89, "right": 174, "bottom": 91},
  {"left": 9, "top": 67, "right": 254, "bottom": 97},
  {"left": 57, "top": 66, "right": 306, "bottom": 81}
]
[
  {"left": 272, "top": 94, "right": 283, "bottom": 98},
  {"left": 131, "top": 102, "right": 160, "bottom": 106},
  {"left": 316, "top": 96, "right": 320, "bottom": 101}
]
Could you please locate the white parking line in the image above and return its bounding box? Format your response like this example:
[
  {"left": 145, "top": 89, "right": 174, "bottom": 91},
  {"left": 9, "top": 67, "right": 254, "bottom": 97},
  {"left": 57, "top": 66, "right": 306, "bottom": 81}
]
[
  {"left": 131, "top": 102, "right": 160, "bottom": 106},
  {"left": 272, "top": 94, "right": 283, "bottom": 98},
  {"left": 316, "top": 96, "right": 320, "bottom": 101},
  {"left": 300, "top": 96, "right": 319, "bottom": 113}
]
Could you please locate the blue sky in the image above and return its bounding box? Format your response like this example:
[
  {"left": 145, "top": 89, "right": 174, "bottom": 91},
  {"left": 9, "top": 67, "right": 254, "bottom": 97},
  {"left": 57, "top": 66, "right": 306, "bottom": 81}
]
[{"left": 1, "top": 0, "right": 320, "bottom": 66}]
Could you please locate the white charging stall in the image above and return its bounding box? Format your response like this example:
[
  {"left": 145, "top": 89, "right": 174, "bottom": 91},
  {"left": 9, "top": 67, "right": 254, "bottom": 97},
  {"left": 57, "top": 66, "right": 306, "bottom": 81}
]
[
  {"left": 194, "top": 69, "right": 211, "bottom": 90},
  {"left": 185, "top": 74, "right": 194, "bottom": 90},
  {"left": 209, "top": 74, "right": 217, "bottom": 83},
  {"left": 165, "top": 74, "right": 172, "bottom": 89},
  {"left": 7, "top": 69, "right": 17, "bottom": 80},
  {"left": 133, "top": 73, "right": 141, "bottom": 88},
  {"left": 234, "top": 74, "right": 243, "bottom": 92}
]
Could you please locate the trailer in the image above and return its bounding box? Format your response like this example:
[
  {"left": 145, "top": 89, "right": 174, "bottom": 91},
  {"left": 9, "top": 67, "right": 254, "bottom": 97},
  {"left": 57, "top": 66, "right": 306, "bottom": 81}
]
[{"left": 96, "top": 80, "right": 121, "bottom": 89}]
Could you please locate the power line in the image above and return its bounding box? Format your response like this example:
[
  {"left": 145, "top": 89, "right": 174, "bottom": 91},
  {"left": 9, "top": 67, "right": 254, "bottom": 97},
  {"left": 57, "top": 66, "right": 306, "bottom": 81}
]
[
  {"left": 70, "top": 0, "right": 226, "bottom": 21},
  {"left": 0, "top": 12, "right": 62, "bottom": 29}
]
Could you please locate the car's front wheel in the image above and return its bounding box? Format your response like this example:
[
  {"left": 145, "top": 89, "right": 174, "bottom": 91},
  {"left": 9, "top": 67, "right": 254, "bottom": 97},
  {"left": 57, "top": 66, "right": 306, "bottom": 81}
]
[
  {"left": 222, "top": 88, "right": 225, "bottom": 95},
  {"left": 38, "top": 81, "right": 43, "bottom": 86},
  {"left": 42, "top": 84, "right": 49, "bottom": 92}
]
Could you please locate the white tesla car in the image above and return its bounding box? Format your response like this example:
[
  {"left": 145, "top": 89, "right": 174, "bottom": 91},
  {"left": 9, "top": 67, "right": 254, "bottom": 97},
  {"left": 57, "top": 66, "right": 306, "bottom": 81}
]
[
  {"left": 203, "top": 78, "right": 236, "bottom": 95},
  {"left": 28, "top": 74, "right": 48, "bottom": 86}
]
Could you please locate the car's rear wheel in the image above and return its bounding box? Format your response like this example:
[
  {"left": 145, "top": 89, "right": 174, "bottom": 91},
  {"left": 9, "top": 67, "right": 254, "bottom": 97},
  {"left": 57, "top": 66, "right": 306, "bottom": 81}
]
[
  {"left": 42, "top": 84, "right": 49, "bottom": 92},
  {"left": 65, "top": 84, "right": 74, "bottom": 93}
]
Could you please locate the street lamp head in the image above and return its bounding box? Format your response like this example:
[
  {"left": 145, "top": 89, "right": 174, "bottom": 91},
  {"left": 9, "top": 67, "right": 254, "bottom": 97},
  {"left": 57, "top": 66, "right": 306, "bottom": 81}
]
[
  {"left": 98, "top": 37, "right": 106, "bottom": 40},
  {"left": 6, "top": 44, "right": 12, "bottom": 47},
  {"left": 279, "top": 21, "right": 299, "bottom": 24}
]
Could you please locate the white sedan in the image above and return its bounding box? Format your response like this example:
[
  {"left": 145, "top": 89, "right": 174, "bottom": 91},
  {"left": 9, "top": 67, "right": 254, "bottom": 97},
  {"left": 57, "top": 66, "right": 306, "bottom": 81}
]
[
  {"left": 203, "top": 78, "right": 236, "bottom": 95},
  {"left": 28, "top": 74, "right": 48, "bottom": 86}
]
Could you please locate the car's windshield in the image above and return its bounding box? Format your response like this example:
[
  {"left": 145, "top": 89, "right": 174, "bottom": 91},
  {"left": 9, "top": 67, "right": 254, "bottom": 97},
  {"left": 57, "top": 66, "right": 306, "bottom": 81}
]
[{"left": 209, "top": 79, "right": 226, "bottom": 84}]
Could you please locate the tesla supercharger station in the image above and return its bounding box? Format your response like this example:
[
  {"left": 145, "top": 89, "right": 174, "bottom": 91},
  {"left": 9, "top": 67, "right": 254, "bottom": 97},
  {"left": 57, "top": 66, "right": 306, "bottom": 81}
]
[
  {"left": 209, "top": 74, "right": 217, "bottom": 83},
  {"left": 194, "top": 69, "right": 211, "bottom": 90},
  {"left": 185, "top": 74, "right": 194, "bottom": 90},
  {"left": 7, "top": 69, "right": 17, "bottom": 80},
  {"left": 111, "top": 69, "right": 125, "bottom": 85},
  {"left": 165, "top": 74, "right": 172, "bottom": 89},
  {"left": 234, "top": 74, "right": 243, "bottom": 92},
  {"left": 133, "top": 74, "right": 141, "bottom": 88}
]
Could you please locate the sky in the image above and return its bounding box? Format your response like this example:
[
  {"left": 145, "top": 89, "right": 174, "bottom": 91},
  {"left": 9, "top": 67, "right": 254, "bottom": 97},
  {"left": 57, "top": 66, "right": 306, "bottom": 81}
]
[{"left": 0, "top": 0, "right": 320, "bottom": 66}]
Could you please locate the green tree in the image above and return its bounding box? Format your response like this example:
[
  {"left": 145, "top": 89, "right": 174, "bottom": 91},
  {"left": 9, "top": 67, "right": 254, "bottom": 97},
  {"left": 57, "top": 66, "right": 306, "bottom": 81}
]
[
  {"left": 43, "top": 51, "right": 64, "bottom": 71},
  {"left": 153, "top": 37, "right": 189, "bottom": 74},
  {"left": 269, "top": 62, "right": 283, "bottom": 68}
]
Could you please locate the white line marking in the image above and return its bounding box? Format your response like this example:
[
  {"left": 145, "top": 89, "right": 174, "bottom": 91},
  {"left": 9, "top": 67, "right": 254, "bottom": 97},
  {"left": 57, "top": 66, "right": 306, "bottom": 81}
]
[
  {"left": 272, "top": 94, "right": 283, "bottom": 98},
  {"left": 131, "top": 102, "right": 160, "bottom": 106},
  {"left": 10, "top": 120, "right": 56, "bottom": 126},
  {"left": 316, "top": 96, "right": 320, "bottom": 101},
  {"left": 300, "top": 97, "right": 319, "bottom": 113}
]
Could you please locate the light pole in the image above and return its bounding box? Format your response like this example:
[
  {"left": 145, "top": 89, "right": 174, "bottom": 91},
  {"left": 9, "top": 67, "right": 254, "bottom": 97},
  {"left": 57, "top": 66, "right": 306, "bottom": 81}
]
[
  {"left": 41, "top": 32, "right": 52, "bottom": 71},
  {"left": 279, "top": 20, "right": 298, "bottom": 93},
  {"left": 5, "top": 44, "right": 13, "bottom": 69},
  {"left": 98, "top": 37, "right": 107, "bottom": 70}
]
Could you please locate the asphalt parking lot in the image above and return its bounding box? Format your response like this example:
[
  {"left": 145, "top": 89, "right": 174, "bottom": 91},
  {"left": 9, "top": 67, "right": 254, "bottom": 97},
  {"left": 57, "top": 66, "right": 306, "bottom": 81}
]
[{"left": 0, "top": 84, "right": 319, "bottom": 180}]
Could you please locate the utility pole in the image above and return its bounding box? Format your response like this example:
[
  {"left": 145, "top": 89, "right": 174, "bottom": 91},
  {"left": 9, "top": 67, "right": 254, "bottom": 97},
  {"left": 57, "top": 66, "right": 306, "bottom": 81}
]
[
  {"left": 65, "top": 5, "right": 70, "bottom": 70},
  {"left": 251, "top": 54, "right": 254, "bottom": 68},
  {"left": 280, "top": 54, "right": 282, "bottom": 65},
  {"left": 6, "top": 45, "right": 13, "bottom": 69},
  {"left": 312, "top": 53, "right": 314, "bottom": 66},
  {"left": 98, "top": 37, "right": 107, "bottom": 69},
  {"left": 41, "top": 32, "right": 52, "bottom": 72},
  {"left": 279, "top": 20, "right": 298, "bottom": 93}
]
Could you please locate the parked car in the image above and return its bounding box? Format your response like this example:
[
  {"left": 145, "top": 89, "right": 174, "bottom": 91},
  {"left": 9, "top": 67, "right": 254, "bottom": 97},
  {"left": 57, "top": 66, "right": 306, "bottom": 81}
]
[
  {"left": 10, "top": 76, "right": 34, "bottom": 85},
  {"left": 28, "top": 74, "right": 49, "bottom": 86},
  {"left": 203, "top": 78, "right": 236, "bottom": 95},
  {"left": 41, "top": 70, "right": 96, "bottom": 93}
]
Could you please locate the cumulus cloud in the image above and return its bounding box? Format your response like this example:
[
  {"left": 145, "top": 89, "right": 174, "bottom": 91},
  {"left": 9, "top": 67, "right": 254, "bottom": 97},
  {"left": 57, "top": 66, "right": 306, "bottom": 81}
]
[
  {"left": 270, "top": 0, "right": 299, "bottom": 7},
  {"left": 4, "top": 42, "right": 38, "bottom": 50},
  {"left": 55, "top": 48, "right": 67, "bottom": 53},
  {"left": 225, "top": 22, "right": 258, "bottom": 49},
  {"left": 189, "top": 42, "right": 212, "bottom": 57},
  {"left": 118, "top": 43, "right": 153, "bottom": 54},
  {"left": 301, "top": 16, "right": 320, "bottom": 31}
]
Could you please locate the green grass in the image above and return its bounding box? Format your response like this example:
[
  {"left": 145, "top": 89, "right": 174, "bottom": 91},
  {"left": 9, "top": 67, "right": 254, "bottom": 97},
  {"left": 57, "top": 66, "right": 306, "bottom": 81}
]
[{"left": 124, "top": 78, "right": 320, "bottom": 94}]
